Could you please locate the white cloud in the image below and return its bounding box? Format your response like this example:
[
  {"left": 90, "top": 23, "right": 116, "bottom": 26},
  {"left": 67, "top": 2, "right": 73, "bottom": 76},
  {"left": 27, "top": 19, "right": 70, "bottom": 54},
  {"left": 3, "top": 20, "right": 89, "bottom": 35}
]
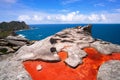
[
  {"left": 32, "top": 15, "right": 43, "bottom": 21},
  {"left": 108, "top": 0, "right": 116, "bottom": 2},
  {"left": 17, "top": 11, "right": 111, "bottom": 24},
  {"left": 115, "top": 8, "right": 120, "bottom": 13},
  {"left": 18, "top": 15, "right": 31, "bottom": 21},
  {"left": 94, "top": 3, "right": 105, "bottom": 7},
  {"left": 62, "top": 0, "right": 80, "bottom": 5},
  {"left": 0, "top": 0, "right": 18, "bottom": 4},
  {"left": 88, "top": 14, "right": 100, "bottom": 22}
]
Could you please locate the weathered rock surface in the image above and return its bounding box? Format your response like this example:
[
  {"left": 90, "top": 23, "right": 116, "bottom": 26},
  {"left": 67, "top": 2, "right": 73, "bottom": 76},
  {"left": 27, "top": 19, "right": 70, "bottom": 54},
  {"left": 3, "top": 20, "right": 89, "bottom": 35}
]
[
  {"left": 6, "top": 35, "right": 29, "bottom": 46},
  {"left": 0, "top": 35, "right": 32, "bottom": 55},
  {"left": 0, "top": 24, "right": 120, "bottom": 80},
  {"left": 97, "top": 60, "right": 120, "bottom": 80},
  {"left": 16, "top": 24, "right": 120, "bottom": 68},
  {"left": 0, "top": 55, "right": 31, "bottom": 80}
]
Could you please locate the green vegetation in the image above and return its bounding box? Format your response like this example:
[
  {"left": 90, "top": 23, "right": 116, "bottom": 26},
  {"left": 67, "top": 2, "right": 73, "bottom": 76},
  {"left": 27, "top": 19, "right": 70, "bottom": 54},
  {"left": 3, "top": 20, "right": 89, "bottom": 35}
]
[{"left": 0, "top": 21, "right": 29, "bottom": 38}]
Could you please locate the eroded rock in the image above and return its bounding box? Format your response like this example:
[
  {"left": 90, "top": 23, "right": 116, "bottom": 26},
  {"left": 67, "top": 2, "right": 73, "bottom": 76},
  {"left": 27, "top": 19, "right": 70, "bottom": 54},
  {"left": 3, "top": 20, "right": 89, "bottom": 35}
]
[
  {"left": 97, "top": 60, "right": 120, "bottom": 80},
  {"left": 16, "top": 24, "right": 120, "bottom": 68},
  {"left": 1, "top": 24, "right": 120, "bottom": 79}
]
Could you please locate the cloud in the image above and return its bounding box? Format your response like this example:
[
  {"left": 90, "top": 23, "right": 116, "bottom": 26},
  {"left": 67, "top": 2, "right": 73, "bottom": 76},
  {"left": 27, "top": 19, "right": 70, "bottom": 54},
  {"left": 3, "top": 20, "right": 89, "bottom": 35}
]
[
  {"left": 0, "top": 0, "right": 18, "bottom": 4},
  {"left": 108, "top": 0, "right": 116, "bottom": 2},
  {"left": 94, "top": 3, "right": 105, "bottom": 7},
  {"left": 115, "top": 8, "right": 120, "bottom": 13},
  {"left": 17, "top": 11, "right": 111, "bottom": 24},
  {"left": 18, "top": 15, "right": 31, "bottom": 21},
  {"left": 61, "top": 0, "right": 80, "bottom": 5}
]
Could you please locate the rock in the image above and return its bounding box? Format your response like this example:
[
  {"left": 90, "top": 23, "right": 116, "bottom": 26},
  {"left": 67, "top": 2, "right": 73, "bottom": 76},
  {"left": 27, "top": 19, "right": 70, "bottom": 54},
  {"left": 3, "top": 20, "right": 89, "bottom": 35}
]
[
  {"left": 16, "top": 24, "right": 120, "bottom": 68},
  {"left": 15, "top": 37, "right": 60, "bottom": 62},
  {"left": 97, "top": 60, "right": 120, "bottom": 80},
  {"left": 91, "top": 40, "right": 120, "bottom": 54},
  {"left": 0, "top": 56, "right": 31, "bottom": 80},
  {"left": 0, "top": 46, "right": 14, "bottom": 54},
  {"left": 12, "top": 46, "right": 20, "bottom": 50},
  {"left": 6, "top": 35, "right": 28, "bottom": 42},
  {"left": 0, "top": 39, "right": 8, "bottom": 46},
  {"left": 6, "top": 35, "right": 29, "bottom": 46},
  {"left": 36, "top": 65, "right": 42, "bottom": 71},
  {"left": 1, "top": 24, "right": 120, "bottom": 80},
  {"left": 7, "top": 40, "right": 26, "bottom": 46}
]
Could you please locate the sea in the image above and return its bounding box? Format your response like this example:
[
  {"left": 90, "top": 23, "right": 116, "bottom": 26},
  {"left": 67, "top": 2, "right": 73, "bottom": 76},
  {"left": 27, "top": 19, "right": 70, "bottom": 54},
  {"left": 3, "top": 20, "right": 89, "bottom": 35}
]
[{"left": 16, "top": 24, "right": 120, "bottom": 45}]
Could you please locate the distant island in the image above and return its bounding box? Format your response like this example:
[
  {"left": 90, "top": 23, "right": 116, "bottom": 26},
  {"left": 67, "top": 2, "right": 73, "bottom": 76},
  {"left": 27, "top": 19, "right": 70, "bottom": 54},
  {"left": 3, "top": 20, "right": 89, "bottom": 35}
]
[{"left": 0, "top": 21, "right": 29, "bottom": 38}]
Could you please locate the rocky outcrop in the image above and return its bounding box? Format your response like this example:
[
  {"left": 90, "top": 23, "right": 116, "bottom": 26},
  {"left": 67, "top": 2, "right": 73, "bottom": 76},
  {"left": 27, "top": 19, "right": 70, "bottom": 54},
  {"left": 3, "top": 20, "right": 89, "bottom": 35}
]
[
  {"left": 0, "top": 24, "right": 120, "bottom": 80},
  {"left": 97, "top": 60, "right": 120, "bottom": 80},
  {"left": 0, "top": 56, "right": 31, "bottom": 80},
  {"left": 6, "top": 35, "right": 29, "bottom": 46},
  {"left": 16, "top": 24, "right": 120, "bottom": 68},
  {"left": 0, "top": 35, "right": 32, "bottom": 55}
]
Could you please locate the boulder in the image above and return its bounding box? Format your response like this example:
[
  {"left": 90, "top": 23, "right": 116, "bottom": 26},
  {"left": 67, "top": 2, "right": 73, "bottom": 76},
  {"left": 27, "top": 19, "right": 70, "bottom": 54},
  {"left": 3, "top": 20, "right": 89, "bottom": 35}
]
[
  {"left": 97, "top": 60, "right": 120, "bottom": 80},
  {"left": 6, "top": 35, "right": 28, "bottom": 42},
  {"left": 6, "top": 35, "right": 29, "bottom": 46},
  {"left": 0, "top": 46, "right": 14, "bottom": 54}
]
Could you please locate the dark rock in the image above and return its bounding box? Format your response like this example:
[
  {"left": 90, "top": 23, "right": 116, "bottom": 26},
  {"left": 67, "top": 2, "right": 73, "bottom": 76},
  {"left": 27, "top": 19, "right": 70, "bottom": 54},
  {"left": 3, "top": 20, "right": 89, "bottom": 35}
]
[
  {"left": 0, "top": 46, "right": 14, "bottom": 54},
  {"left": 0, "top": 39, "right": 8, "bottom": 46}
]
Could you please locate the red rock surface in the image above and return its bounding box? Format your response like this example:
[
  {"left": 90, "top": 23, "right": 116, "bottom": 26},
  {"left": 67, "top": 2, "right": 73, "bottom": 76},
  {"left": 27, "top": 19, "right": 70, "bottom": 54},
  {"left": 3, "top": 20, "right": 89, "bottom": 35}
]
[{"left": 23, "top": 48, "right": 120, "bottom": 80}]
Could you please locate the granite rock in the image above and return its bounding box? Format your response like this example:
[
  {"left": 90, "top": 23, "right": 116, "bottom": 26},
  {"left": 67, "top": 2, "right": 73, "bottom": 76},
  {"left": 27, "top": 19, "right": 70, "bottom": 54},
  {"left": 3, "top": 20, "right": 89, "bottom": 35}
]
[
  {"left": 1, "top": 24, "right": 120, "bottom": 79},
  {"left": 16, "top": 24, "right": 120, "bottom": 68},
  {"left": 97, "top": 60, "right": 120, "bottom": 80}
]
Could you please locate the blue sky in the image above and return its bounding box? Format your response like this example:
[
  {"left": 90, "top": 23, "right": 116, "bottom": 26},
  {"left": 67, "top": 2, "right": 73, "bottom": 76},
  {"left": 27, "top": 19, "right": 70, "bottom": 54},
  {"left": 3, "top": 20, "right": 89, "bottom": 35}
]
[{"left": 0, "top": 0, "right": 120, "bottom": 24}]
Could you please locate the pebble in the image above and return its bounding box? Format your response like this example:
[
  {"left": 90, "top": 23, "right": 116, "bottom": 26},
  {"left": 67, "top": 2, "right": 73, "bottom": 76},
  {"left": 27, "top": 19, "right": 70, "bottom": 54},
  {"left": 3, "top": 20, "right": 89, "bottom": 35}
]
[{"left": 36, "top": 64, "right": 42, "bottom": 71}]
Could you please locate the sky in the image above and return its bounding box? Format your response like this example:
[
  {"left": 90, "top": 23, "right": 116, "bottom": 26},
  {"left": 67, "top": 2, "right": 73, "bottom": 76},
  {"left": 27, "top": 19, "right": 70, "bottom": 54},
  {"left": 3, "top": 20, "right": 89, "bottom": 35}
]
[{"left": 0, "top": 0, "right": 120, "bottom": 24}]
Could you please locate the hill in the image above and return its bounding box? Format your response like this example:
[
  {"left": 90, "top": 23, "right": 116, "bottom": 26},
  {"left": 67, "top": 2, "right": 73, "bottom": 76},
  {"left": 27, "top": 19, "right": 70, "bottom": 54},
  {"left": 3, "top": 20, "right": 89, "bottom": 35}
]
[{"left": 0, "top": 21, "right": 29, "bottom": 38}]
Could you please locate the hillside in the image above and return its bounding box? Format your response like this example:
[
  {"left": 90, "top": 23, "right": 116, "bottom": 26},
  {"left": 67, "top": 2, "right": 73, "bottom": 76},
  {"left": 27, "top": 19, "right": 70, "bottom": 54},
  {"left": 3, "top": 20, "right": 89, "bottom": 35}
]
[{"left": 0, "top": 21, "right": 29, "bottom": 38}]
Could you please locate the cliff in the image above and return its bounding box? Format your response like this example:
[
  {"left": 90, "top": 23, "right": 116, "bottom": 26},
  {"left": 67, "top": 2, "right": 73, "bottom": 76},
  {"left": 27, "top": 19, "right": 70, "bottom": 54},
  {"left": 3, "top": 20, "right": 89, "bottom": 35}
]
[
  {"left": 0, "top": 24, "right": 120, "bottom": 80},
  {"left": 0, "top": 21, "right": 29, "bottom": 38}
]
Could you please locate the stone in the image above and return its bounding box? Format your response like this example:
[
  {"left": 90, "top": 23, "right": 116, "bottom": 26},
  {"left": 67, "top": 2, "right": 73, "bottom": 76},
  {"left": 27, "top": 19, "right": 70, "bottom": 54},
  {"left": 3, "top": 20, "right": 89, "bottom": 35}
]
[
  {"left": 91, "top": 40, "right": 120, "bottom": 54},
  {"left": 0, "top": 46, "right": 14, "bottom": 54},
  {"left": 36, "top": 65, "right": 42, "bottom": 71},
  {"left": 97, "top": 60, "right": 120, "bottom": 80},
  {"left": 1, "top": 24, "right": 120, "bottom": 80},
  {"left": 16, "top": 24, "right": 120, "bottom": 68},
  {"left": 6, "top": 35, "right": 28, "bottom": 42},
  {"left": 6, "top": 35, "right": 29, "bottom": 46},
  {"left": 0, "top": 56, "right": 31, "bottom": 80},
  {"left": 7, "top": 40, "right": 26, "bottom": 46}
]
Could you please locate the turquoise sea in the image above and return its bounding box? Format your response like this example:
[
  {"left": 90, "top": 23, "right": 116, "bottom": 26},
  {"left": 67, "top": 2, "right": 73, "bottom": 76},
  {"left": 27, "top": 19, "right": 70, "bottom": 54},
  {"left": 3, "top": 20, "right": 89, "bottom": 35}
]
[{"left": 16, "top": 24, "right": 120, "bottom": 45}]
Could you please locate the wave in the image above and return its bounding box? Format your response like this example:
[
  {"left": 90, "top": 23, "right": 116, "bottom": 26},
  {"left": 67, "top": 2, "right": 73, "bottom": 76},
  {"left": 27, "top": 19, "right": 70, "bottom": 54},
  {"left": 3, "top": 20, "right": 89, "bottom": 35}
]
[{"left": 18, "top": 34, "right": 26, "bottom": 38}]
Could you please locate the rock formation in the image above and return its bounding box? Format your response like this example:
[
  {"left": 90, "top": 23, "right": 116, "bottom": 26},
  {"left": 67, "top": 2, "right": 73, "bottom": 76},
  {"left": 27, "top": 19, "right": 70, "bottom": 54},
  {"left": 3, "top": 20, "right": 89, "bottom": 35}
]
[
  {"left": 0, "top": 24, "right": 120, "bottom": 80},
  {"left": 97, "top": 60, "right": 120, "bottom": 80},
  {"left": 16, "top": 24, "right": 120, "bottom": 68}
]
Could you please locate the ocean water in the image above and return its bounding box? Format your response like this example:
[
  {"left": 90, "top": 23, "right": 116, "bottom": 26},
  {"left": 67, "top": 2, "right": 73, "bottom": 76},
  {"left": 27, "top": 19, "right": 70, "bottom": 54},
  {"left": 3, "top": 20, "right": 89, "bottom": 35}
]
[{"left": 16, "top": 24, "right": 120, "bottom": 45}]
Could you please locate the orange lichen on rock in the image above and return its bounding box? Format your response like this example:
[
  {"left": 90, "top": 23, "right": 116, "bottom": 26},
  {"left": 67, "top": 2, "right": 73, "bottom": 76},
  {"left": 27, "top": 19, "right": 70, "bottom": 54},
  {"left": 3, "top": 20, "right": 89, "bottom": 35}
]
[{"left": 23, "top": 48, "right": 120, "bottom": 80}]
